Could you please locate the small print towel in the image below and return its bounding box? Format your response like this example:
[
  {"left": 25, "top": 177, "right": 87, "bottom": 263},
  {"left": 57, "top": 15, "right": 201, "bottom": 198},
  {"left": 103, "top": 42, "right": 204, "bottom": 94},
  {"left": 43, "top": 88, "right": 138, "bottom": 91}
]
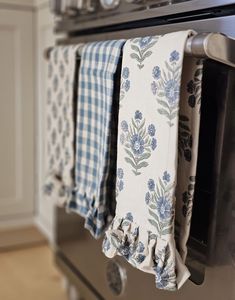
[
  {"left": 68, "top": 40, "right": 125, "bottom": 239},
  {"left": 44, "top": 45, "right": 81, "bottom": 205},
  {"left": 103, "top": 31, "right": 202, "bottom": 291},
  {"left": 175, "top": 57, "right": 203, "bottom": 262}
]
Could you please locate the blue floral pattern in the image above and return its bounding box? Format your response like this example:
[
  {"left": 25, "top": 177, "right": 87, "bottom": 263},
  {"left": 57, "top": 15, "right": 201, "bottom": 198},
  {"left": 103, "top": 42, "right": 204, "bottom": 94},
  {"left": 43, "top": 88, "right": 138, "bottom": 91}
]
[
  {"left": 103, "top": 217, "right": 177, "bottom": 290},
  {"left": 135, "top": 110, "right": 142, "bottom": 120},
  {"left": 116, "top": 168, "right": 124, "bottom": 197},
  {"left": 125, "top": 212, "right": 133, "bottom": 222},
  {"left": 120, "top": 111, "right": 157, "bottom": 175},
  {"left": 178, "top": 61, "right": 203, "bottom": 163},
  {"left": 182, "top": 176, "right": 195, "bottom": 223},
  {"left": 163, "top": 171, "right": 170, "bottom": 183},
  {"left": 187, "top": 59, "right": 203, "bottom": 108},
  {"left": 152, "top": 66, "right": 161, "bottom": 79},
  {"left": 103, "top": 33, "right": 198, "bottom": 291},
  {"left": 148, "top": 124, "right": 156, "bottom": 136},
  {"left": 130, "top": 36, "right": 159, "bottom": 69},
  {"left": 43, "top": 182, "right": 54, "bottom": 196},
  {"left": 148, "top": 179, "right": 155, "bottom": 191},
  {"left": 170, "top": 50, "right": 180, "bottom": 62},
  {"left": 146, "top": 172, "right": 174, "bottom": 237},
  {"left": 106, "top": 214, "right": 147, "bottom": 266},
  {"left": 154, "top": 246, "right": 176, "bottom": 290},
  {"left": 151, "top": 51, "right": 181, "bottom": 127},
  {"left": 175, "top": 58, "right": 203, "bottom": 263},
  {"left": 120, "top": 67, "right": 131, "bottom": 103},
  {"left": 178, "top": 115, "right": 192, "bottom": 162}
]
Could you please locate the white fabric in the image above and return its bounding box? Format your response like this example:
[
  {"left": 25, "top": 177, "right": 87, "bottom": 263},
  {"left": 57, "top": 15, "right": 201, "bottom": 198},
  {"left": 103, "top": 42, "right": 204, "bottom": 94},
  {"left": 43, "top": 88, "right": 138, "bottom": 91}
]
[
  {"left": 44, "top": 45, "right": 82, "bottom": 205},
  {"left": 175, "top": 57, "right": 203, "bottom": 261},
  {"left": 103, "top": 31, "right": 202, "bottom": 291}
]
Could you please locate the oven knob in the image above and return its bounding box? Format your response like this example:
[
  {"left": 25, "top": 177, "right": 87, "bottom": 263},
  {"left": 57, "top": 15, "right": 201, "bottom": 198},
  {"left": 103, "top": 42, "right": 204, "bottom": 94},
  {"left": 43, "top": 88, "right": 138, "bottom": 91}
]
[
  {"left": 106, "top": 260, "right": 127, "bottom": 296},
  {"left": 100, "top": 0, "right": 120, "bottom": 10}
]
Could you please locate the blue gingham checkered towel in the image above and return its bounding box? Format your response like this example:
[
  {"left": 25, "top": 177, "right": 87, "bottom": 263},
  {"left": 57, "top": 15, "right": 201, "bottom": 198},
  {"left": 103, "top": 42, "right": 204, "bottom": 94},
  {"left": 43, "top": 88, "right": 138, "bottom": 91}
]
[{"left": 68, "top": 40, "right": 125, "bottom": 238}]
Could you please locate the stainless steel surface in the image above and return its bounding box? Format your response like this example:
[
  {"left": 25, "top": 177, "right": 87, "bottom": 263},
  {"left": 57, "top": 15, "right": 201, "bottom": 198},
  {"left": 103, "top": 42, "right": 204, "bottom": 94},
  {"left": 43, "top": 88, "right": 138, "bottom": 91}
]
[
  {"left": 55, "top": 253, "right": 102, "bottom": 300},
  {"left": 54, "top": 0, "right": 235, "bottom": 32},
  {"left": 204, "top": 32, "right": 235, "bottom": 67},
  {"left": 187, "top": 32, "right": 235, "bottom": 68},
  {"left": 51, "top": 32, "right": 235, "bottom": 68},
  {"left": 56, "top": 15, "right": 235, "bottom": 42},
  {"left": 55, "top": 203, "right": 235, "bottom": 300},
  {"left": 125, "top": 0, "right": 144, "bottom": 3},
  {"left": 46, "top": 32, "right": 235, "bottom": 68}
]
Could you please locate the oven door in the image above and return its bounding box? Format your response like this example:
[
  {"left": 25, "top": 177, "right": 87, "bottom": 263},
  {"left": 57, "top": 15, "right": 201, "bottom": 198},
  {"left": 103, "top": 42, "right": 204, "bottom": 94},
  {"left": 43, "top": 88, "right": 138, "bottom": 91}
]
[{"left": 55, "top": 15, "right": 235, "bottom": 300}]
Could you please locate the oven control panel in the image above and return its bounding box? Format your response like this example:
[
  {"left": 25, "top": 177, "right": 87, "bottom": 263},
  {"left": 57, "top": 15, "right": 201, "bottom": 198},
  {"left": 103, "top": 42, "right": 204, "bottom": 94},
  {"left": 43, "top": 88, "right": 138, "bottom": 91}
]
[
  {"left": 50, "top": 0, "right": 181, "bottom": 15},
  {"left": 51, "top": 1, "right": 235, "bottom": 37},
  {"left": 51, "top": 0, "right": 196, "bottom": 33}
]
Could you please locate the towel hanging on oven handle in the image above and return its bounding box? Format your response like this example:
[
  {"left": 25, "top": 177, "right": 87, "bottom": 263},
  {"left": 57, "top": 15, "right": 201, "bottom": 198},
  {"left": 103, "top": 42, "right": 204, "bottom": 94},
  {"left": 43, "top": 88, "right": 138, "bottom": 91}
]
[
  {"left": 44, "top": 32, "right": 235, "bottom": 69},
  {"left": 185, "top": 32, "right": 235, "bottom": 68}
]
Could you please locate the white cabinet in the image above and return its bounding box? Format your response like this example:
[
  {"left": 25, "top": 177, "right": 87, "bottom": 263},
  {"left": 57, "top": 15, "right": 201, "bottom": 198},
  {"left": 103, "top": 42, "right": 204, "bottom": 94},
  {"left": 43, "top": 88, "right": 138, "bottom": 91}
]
[
  {"left": 0, "top": 1, "right": 58, "bottom": 240},
  {"left": 0, "top": 7, "right": 35, "bottom": 227}
]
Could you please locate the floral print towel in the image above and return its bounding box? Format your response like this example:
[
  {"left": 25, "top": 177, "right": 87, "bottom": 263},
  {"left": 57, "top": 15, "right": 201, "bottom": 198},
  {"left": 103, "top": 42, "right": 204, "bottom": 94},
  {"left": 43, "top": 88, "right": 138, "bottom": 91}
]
[
  {"left": 103, "top": 31, "right": 202, "bottom": 291},
  {"left": 67, "top": 40, "right": 125, "bottom": 239},
  {"left": 44, "top": 45, "right": 81, "bottom": 205},
  {"left": 175, "top": 57, "right": 203, "bottom": 262}
]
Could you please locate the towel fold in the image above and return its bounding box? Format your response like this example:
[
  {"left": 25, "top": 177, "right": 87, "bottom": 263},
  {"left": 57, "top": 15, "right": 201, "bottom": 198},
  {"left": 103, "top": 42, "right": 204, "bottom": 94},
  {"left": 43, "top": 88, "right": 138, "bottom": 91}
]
[
  {"left": 44, "top": 45, "right": 82, "bottom": 205},
  {"left": 68, "top": 40, "right": 125, "bottom": 239},
  {"left": 175, "top": 57, "right": 203, "bottom": 262},
  {"left": 103, "top": 31, "right": 202, "bottom": 291}
]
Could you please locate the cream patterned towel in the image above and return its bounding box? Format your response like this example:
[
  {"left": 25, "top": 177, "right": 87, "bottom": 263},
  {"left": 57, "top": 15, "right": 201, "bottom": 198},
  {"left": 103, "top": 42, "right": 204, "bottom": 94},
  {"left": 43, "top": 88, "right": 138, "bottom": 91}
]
[
  {"left": 44, "top": 45, "right": 82, "bottom": 205},
  {"left": 175, "top": 57, "right": 203, "bottom": 262},
  {"left": 103, "top": 31, "right": 202, "bottom": 291}
]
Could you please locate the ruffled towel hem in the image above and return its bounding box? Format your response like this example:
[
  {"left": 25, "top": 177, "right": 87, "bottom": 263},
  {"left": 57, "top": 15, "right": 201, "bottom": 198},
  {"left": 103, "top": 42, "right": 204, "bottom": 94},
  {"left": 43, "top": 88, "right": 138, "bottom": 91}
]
[
  {"left": 44, "top": 172, "right": 73, "bottom": 206},
  {"left": 102, "top": 214, "right": 190, "bottom": 291},
  {"left": 67, "top": 188, "right": 112, "bottom": 239}
]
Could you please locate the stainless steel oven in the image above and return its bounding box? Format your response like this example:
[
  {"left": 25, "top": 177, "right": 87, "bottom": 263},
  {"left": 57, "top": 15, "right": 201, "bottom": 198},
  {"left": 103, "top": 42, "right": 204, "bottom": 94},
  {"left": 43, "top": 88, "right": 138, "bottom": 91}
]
[{"left": 51, "top": 1, "right": 235, "bottom": 299}]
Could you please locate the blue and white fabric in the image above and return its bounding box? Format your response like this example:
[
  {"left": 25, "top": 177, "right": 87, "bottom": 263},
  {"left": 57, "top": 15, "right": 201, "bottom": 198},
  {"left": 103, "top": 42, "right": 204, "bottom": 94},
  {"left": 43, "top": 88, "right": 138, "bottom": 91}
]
[
  {"left": 175, "top": 57, "right": 203, "bottom": 262},
  {"left": 103, "top": 31, "right": 203, "bottom": 291},
  {"left": 68, "top": 40, "right": 125, "bottom": 239},
  {"left": 44, "top": 45, "right": 82, "bottom": 205}
]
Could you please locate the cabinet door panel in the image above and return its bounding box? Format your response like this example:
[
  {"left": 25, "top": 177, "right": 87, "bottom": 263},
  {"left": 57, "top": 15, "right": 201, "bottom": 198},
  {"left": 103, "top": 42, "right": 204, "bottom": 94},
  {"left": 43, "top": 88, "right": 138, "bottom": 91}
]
[{"left": 0, "top": 9, "right": 34, "bottom": 218}]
